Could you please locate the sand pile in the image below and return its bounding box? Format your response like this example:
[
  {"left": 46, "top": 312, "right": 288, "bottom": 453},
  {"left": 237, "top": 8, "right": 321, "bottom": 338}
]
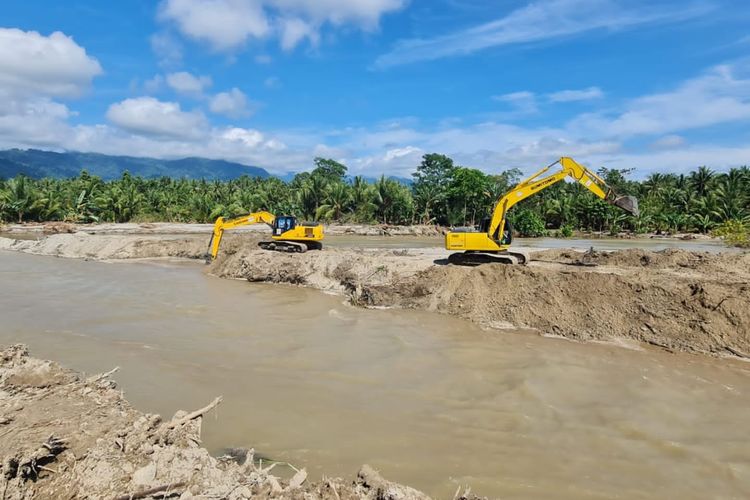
[{"left": 0, "top": 233, "right": 208, "bottom": 261}]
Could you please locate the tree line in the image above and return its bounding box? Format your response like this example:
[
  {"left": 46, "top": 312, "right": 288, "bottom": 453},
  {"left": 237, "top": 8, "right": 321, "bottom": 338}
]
[{"left": 1, "top": 154, "right": 749, "bottom": 239}]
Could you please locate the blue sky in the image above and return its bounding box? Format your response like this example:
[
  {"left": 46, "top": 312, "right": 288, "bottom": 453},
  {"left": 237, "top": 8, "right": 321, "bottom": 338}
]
[{"left": 1, "top": 0, "right": 749, "bottom": 177}]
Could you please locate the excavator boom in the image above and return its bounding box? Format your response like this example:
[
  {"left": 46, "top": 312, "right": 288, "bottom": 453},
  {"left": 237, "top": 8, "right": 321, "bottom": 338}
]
[
  {"left": 486, "top": 157, "right": 638, "bottom": 240},
  {"left": 446, "top": 157, "right": 638, "bottom": 265}
]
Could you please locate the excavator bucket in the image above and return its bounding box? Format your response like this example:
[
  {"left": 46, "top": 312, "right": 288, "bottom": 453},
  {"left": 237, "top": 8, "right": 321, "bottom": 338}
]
[{"left": 613, "top": 195, "right": 639, "bottom": 217}]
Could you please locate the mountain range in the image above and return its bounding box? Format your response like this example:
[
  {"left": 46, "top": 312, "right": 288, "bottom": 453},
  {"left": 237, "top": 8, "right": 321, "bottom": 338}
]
[
  {"left": 0, "top": 149, "right": 413, "bottom": 184},
  {"left": 0, "top": 149, "right": 271, "bottom": 181}
]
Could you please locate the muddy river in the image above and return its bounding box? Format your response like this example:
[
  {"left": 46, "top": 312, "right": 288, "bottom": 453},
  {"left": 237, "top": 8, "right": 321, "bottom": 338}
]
[{"left": 1, "top": 251, "right": 749, "bottom": 498}]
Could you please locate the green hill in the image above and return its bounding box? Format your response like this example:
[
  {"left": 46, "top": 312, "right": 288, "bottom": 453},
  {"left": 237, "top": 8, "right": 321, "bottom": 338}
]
[{"left": 0, "top": 149, "right": 270, "bottom": 180}]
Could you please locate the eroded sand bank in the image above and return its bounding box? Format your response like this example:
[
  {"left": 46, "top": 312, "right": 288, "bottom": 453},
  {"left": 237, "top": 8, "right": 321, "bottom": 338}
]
[{"left": 0, "top": 345, "right": 436, "bottom": 499}]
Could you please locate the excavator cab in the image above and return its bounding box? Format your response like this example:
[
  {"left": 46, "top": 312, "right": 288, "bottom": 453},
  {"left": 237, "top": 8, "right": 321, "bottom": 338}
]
[
  {"left": 273, "top": 216, "right": 296, "bottom": 236},
  {"left": 477, "top": 217, "right": 513, "bottom": 245}
]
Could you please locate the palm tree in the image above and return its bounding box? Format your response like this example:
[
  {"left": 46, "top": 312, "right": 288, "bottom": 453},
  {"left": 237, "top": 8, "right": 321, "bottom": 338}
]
[
  {"left": 350, "top": 176, "right": 377, "bottom": 221},
  {"left": 298, "top": 175, "right": 328, "bottom": 220},
  {"left": 1, "top": 176, "right": 36, "bottom": 223},
  {"left": 412, "top": 182, "right": 440, "bottom": 224},
  {"left": 691, "top": 214, "right": 715, "bottom": 233},
  {"left": 545, "top": 194, "right": 576, "bottom": 228},
  {"left": 644, "top": 173, "right": 669, "bottom": 199},
  {"left": 690, "top": 166, "right": 714, "bottom": 198},
  {"left": 316, "top": 183, "right": 351, "bottom": 221}
]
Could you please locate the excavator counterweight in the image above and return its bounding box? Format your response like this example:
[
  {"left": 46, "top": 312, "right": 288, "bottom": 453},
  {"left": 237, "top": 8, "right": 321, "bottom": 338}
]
[{"left": 445, "top": 157, "right": 639, "bottom": 265}]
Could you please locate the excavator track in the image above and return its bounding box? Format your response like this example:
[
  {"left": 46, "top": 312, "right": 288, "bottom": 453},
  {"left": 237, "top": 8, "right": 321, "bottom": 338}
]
[
  {"left": 258, "top": 240, "right": 306, "bottom": 253},
  {"left": 258, "top": 240, "right": 323, "bottom": 253},
  {"left": 448, "top": 251, "right": 530, "bottom": 266}
]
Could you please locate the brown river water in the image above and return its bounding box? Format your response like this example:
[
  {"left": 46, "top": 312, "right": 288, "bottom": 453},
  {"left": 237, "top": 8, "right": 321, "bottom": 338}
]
[{"left": 1, "top": 251, "right": 749, "bottom": 498}]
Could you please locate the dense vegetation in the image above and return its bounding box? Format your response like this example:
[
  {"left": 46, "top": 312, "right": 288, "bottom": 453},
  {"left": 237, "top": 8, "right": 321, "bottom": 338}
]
[{"left": 1, "top": 154, "right": 749, "bottom": 241}]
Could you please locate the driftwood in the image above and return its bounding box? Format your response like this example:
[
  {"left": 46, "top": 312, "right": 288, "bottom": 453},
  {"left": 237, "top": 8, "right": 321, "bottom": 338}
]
[
  {"left": 288, "top": 468, "right": 307, "bottom": 490},
  {"left": 328, "top": 479, "right": 341, "bottom": 500},
  {"left": 86, "top": 366, "right": 120, "bottom": 383},
  {"left": 113, "top": 481, "right": 187, "bottom": 500},
  {"left": 165, "top": 396, "right": 223, "bottom": 429}
]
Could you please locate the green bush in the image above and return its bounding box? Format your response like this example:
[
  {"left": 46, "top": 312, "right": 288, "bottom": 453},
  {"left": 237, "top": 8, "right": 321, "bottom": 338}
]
[
  {"left": 512, "top": 209, "right": 547, "bottom": 237},
  {"left": 559, "top": 224, "right": 574, "bottom": 238},
  {"left": 713, "top": 220, "right": 750, "bottom": 248}
]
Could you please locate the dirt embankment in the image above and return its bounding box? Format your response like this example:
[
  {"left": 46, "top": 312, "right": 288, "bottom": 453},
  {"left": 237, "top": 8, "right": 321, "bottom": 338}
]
[
  {"left": 210, "top": 246, "right": 750, "bottom": 359},
  {"left": 0, "top": 345, "right": 445, "bottom": 500},
  {"left": 0, "top": 233, "right": 209, "bottom": 260},
  {"left": 0, "top": 222, "right": 443, "bottom": 237}
]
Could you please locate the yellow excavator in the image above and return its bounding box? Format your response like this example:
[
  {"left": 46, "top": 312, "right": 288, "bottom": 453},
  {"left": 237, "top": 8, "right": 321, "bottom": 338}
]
[
  {"left": 206, "top": 211, "right": 323, "bottom": 262},
  {"left": 445, "top": 157, "right": 639, "bottom": 265}
]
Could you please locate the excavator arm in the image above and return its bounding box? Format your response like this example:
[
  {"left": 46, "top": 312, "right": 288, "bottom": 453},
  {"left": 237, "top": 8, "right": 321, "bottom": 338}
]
[
  {"left": 206, "top": 211, "right": 276, "bottom": 262},
  {"left": 445, "top": 156, "right": 639, "bottom": 264},
  {"left": 487, "top": 157, "right": 639, "bottom": 241}
]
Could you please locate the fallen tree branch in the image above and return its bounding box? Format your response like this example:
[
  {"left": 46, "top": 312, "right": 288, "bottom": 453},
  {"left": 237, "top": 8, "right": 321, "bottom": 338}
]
[
  {"left": 165, "top": 396, "right": 222, "bottom": 429},
  {"left": 725, "top": 346, "right": 748, "bottom": 359},
  {"left": 86, "top": 367, "right": 120, "bottom": 383},
  {"left": 113, "top": 481, "right": 186, "bottom": 500},
  {"left": 327, "top": 479, "right": 341, "bottom": 500}
]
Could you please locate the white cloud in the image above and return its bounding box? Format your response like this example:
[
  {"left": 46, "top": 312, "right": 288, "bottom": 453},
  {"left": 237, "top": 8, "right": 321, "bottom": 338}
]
[
  {"left": 0, "top": 29, "right": 98, "bottom": 151},
  {"left": 548, "top": 86, "right": 604, "bottom": 102},
  {"left": 3, "top": 43, "right": 750, "bottom": 179},
  {"left": 374, "top": 0, "right": 710, "bottom": 69},
  {"left": 582, "top": 145, "right": 750, "bottom": 175},
  {"left": 150, "top": 32, "right": 183, "bottom": 67},
  {"left": 650, "top": 135, "right": 686, "bottom": 149},
  {"left": 492, "top": 91, "right": 538, "bottom": 114},
  {"left": 166, "top": 71, "right": 212, "bottom": 95},
  {"left": 384, "top": 145, "right": 422, "bottom": 162},
  {"left": 158, "top": 0, "right": 406, "bottom": 51},
  {"left": 209, "top": 88, "right": 252, "bottom": 118},
  {"left": 269, "top": 0, "right": 405, "bottom": 27},
  {"left": 159, "top": 0, "right": 271, "bottom": 51},
  {"left": 106, "top": 97, "right": 207, "bottom": 139},
  {"left": 61, "top": 124, "right": 297, "bottom": 171},
  {"left": 279, "top": 17, "right": 319, "bottom": 51},
  {"left": 144, "top": 75, "right": 165, "bottom": 93},
  {"left": 570, "top": 62, "right": 750, "bottom": 137},
  {"left": 0, "top": 28, "right": 102, "bottom": 98},
  {"left": 220, "top": 127, "right": 265, "bottom": 147},
  {"left": 255, "top": 54, "right": 273, "bottom": 64},
  {"left": 0, "top": 97, "right": 74, "bottom": 149},
  {"left": 264, "top": 76, "right": 281, "bottom": 88}
]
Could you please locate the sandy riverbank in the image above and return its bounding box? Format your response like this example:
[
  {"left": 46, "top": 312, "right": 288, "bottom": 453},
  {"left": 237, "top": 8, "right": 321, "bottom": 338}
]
[
  {"left": 0, "top": 222, "right": 443, "bottom": 237},
  {"left": 0, "top": 345, "right": 441, "bottom": 499},
  {"left": 0, "top": 221, "right": 719, "bottom": 241}
]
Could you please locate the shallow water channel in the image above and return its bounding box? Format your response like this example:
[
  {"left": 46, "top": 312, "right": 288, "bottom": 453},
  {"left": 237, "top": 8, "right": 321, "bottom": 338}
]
[{"left": 1, "top": 251, "right": 749, "bottom": 499}]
